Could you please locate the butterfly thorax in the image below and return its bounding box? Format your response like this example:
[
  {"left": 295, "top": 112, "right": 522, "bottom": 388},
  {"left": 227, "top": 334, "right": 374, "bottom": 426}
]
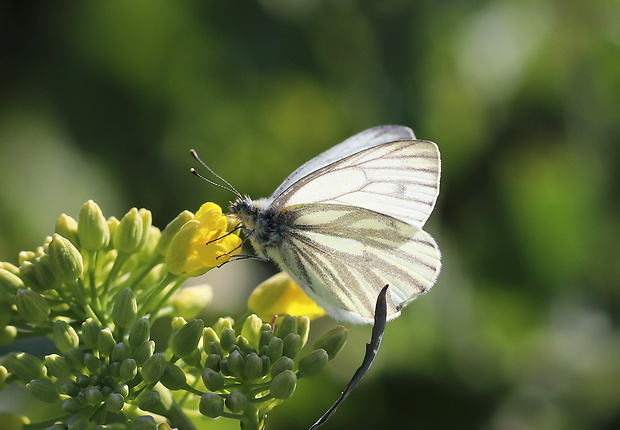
[{"left": 230, "top": 197, "right": 286, "bottom": 259}]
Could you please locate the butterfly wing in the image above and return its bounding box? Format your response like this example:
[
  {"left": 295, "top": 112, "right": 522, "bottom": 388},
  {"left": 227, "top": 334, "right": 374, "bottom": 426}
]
[
  {"left": 272, "top": 140, "right": 440, "bottom": 228},
  {"left": 267, "top": 203, "right": 441, "bottom": 324},
  {"left": 270, "top": 125, "right": 416, "bottom": 200}
]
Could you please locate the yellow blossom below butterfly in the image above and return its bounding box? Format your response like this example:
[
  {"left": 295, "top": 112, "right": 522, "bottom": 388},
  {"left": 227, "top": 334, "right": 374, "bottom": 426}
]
[
  {"left": 165, "top": 203, "right": 242, "bottom": 277},
  {"left": 248, "top": 272, "right": 327, "bottom": 321}
]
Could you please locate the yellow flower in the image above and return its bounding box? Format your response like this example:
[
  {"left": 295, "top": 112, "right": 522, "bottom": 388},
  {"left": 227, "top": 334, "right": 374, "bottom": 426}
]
[
  {"left": 165, "top": 203, "right": 242, "bottom": 277},
  {"left": 248, "top": 272, "right": 326, "bottom": 321}
]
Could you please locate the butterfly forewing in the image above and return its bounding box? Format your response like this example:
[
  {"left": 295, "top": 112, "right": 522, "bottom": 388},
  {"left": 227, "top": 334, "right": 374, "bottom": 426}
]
[
  {"left": 272, "top": 140, "right": 440, "bottom": 228},
  {"left": 271, "top": 125, "right": 416, "bottom": 199},
  {"left": 268, "top": 204, "right": 441, "bottom": 323}
]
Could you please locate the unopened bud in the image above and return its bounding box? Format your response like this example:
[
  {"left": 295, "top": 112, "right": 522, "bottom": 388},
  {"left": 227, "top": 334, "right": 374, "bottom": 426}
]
[
  {"left": 275, "top": 314, "right": 298, "bottom": 339},
  {"left": 297, "top": 349, "right": 329, "bottom": 378},
  {"left": 15, "top": 289, "right": 49, "bottom": 324},
  {"left": 156, "top": 210, "right": 193, "bottom": 256},
  {"left": 7, "top": 352, "right": 46, "bottom": 382},
  {"left": 270, "top": 356, "right": 294, "bottom": 378},
  {"left": 225, "top": 389, "right": 248, "bottom": 413},
  {"left": 313, "top": 325, "right": 348, "bottom": 360},
  {"left": 133, "top": 340, "right": 155, "bottom": 365},
  {"left": 26, "top": 379, "right": 60, "bottom": 403},
  {"left": 44, "top": 354, "right": 71, "bottom": 378},
  {"left": 171, "top": 318, "right": 204, "bottom": 358},
  {"left": 49, "top": 234, "right": 83, "bottom": 283},
  {"left": 67, "top": 348, "right": 85, "bottom": 371},
  {"left": 113, "top": 208, "right": 143, "bottom": 253},
  {"left": 132, "top": 415, "right": 158, "bottom": 430},
  {"left": 202, "top": 368, "right": 224, "bottom": 391},
  {"left": 78, "top": 200, "right": 110, "bottom": 251},
  {"left": 112, "top": 288, "right": 137, "bottom": 329},
  {"left": 160, "top": 362, "right": 187, "bottom": 390},
  {"left": 266, "top": 336, "right": 283, "bottom": 363},
  {"left": 106, "top": 392, "right": 125, "bottom": 413},
  {"left": 199, "top": 392, "right": 224, "bottom": 418},
  {"left": 0, "top": 269, "right": 23, "bottom": 304},
  {"left": 84, "top": 386, "right": 103, "bottom": 405},
  {"left": 82, "top": 318, "right": 101, "bottom": 349},
  {"left": 204, "top": 354, "right": 221, "bottom": 372},
  {"left": 297, "top": 316, "right": 310, "bottom": 347},
  {"left": 62, "top": 397, "right": 82, "bottom": 413},
  {"left": 52, "top": 320, "right": 79, "bottom": 353},
  {"left": 98, "top": 328, "right": 116, "bottom": 357},
  {"left": 243, "top": 353, "right": 263, "bottom": 380},
  {"left": 34, "top": 254, "right": 59, "bottom": 291},
  {"left": 218, "top": 327, "right": 236, "bottom": 352},
  {"left": 140, "top": 353, "right": 167, "bottom": 383},
  {"left": 55, "top": 213, "right": 80, "bottom": 248},
  {"left": 282, "top": 333, "right": 301, "bottom": 359},
  {"left": 269, "top": 369, "right": 297, "bottom": 399},
  {"left": 226, "top": 350, "right": 244, "bottom": 377},
  {"left": 128, "top": 317, "right": 150, "bottom": 349},
  {"left": 241, "top": 314, "right": 262, "bottom": 350}
]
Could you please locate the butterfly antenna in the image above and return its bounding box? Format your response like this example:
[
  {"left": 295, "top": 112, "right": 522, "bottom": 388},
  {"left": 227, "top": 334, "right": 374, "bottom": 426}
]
[{"left": 189, "top": 149, "right": 242, "bottom": 199}]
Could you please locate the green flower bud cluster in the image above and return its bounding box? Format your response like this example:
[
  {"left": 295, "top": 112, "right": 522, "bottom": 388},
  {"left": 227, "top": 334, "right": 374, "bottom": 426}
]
[
  {"left": 195, "top": 314, "right": 348, "bottom": 428},
  {"left": 0, "top": 201, "right": 215, "bottom": 347}
]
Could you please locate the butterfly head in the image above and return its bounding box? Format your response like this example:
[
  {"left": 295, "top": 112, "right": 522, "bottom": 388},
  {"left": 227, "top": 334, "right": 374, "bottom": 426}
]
[{"left": 230, "top": 196, "right": 285, "bottom": 258}]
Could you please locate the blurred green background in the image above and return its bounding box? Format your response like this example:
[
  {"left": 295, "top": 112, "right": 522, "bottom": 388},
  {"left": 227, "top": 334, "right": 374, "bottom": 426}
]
[{"left": 1, "top": 0, "right": 619, "bottom": 429}]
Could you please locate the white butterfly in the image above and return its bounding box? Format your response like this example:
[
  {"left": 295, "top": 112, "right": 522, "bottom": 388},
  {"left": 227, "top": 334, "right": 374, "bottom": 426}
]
[{"left": 198, "top": 125, "right": 441, "bottom": 324}]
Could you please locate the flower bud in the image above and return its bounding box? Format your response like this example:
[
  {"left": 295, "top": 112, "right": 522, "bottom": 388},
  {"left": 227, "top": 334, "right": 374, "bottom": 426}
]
[
  {"left": 171, "top": 318, "right": 204, "bottom": 358},
  {"left": 98, "top": 328, "right": 116, "bottom": 357},
  {"left": 19, "top": 261, "right": 42, "bottom": 291},
  {"left": 62, "top": 397, "right": 82, "bottom": 413},
  {"left": 107, "top": 216, "right": 120, "bottom": 242},
  {"left": 204, "top": 354, "right": 221, "bottom": 372},
  {"left": 112, "top": 288, "right": 138, "bottom": 329},
  {"left": 34, "top": 254, "right": 59, "bottom": 291},
  {"left": 137, "top": 208, "right": 153, "bottom": 249},
  {"left": 243, "top": 353, "right": 263, "bottom": 380},
  {"left": 106, "top": 392, "right": 125, "bottom": 413},
  {"left": 0, "top": 262, "right": 20, "bottom": 276},
  {"left": 140, "top": 353, "right": 167, "bottom": 383},
  {"left": 82, "top": 318, "right": 101, "bottom": 349},
  {"left": 269, "top": 369, "right": 297, "bottom": 399},
  {"left": 275, "top": 314, "right": 298, "bottom": 339},
  {"left": 266, "top": 336, "right": 283, "bottom": 363},
  {"left": 0, "top": 365, "right": 8, "bottom": 390},
  {"left": 78, "top": 200, "right": 110, "bottom": 251},
  {"left": 55, "top": 213, "right": 80, "bottom": 248},
  {"left": 282, "top": 333, "right": 301, "bottom": 359},
  {"left": 113, "top": 208, "right": 143, "bottom": 253},
  {"left": 259, "top": 329, "right": 274, "bottom": 349},
  {"left": 270, "top": 355, "right": 294, "bottom": 378},
  {"left": 313, "top": 325, "right": 348, "bottom": 360},
  {"left": 199, "top": 392, "right": 224, "bottom": 418},
  {"left": 61, "top": 380, "right": 80, "bottom": 397},
  {"left": 52, "top": 320, "right": 79, "bottom": 353},
  {"left": 67, "top": 348, "right": 85, "bottom": 371},
  {"left": 226, "top": 350, "right": 244, "bottom": 377},
  {"left": 49, "top": 234, "right": 84, "bottom": 283},
  {"left": 7, "top": 352, "right": 46, "bottom": 382},
  {"left": 0, "top": 269, "right": 23, "bottom": 304},
  {"left": 182, "top": 347, "right": 203, "bottom": 367},
  {"left": 133, "top": 340, "right": 155, "bottom": 365},
  {"left": 216, "top": 327, "right": 234, "bottom": 353},
  {"left": 84, "top": 353, "right": 101, "bottom": 373},
  {"left": 111, "top": 342, "right": 129, "bottom": 363},
  {"left": 44, "top": 354, "right": 71, "bottom": 378},
  {"left": 84, "top": 386, "right": 104, "bottom": 405},
  {"left": 128, "top": 317, "right": 150, "bottom": 349},
  {"left": 156, "top": 210, "right": 193, "bottom": 256},
  {"left": 225, "top": 389, "right": 248, "bottom": 414},
  {"left": 201, "top": 368, "right": 224, "bottom": 391},
  {"left": 241, "top": 314, "right": 262, "bottom": 350},
  {"left": 132, "top": 415, "right": 158, "bottom": 430},
  {"left": 236, "top": 335, "right": 255, "bottom": 355},
  {"left": 26, "top": 379, "right": 60, "bottom": 403},
  {"left": 15, "top": 289, "right": 49, "bottom": 324},
  {"left": 213, "top": 317, "right": 234, "bottom": 335},
  {"left": 18, "top": 251, "right": 35, "bottom": 265},
  {"left": 297, "top": 316, "right": 310, "bottom": 347},
  {"left": 206, "top": 341, "right": 224, "bottom": 357},
  {"left": 0, "top": 325, "right": 17, "bottom": 346},
  {"left": 297, "top": 349, "right": 329, "bottom": 378},
  {"left": 119, "top": 358, "right": 137, "bottom": 383},
  {"left": 135, "top": 390, "right": 160, "bottom": 411},
  {"left": 160, "top": 362, "right": 187, "bottom": 390}
]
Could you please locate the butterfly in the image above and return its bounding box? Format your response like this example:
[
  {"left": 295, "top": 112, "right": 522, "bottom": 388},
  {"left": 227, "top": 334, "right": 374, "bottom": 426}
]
[{"left": 195, "top": 125, "right": 441, "bottom": 324}]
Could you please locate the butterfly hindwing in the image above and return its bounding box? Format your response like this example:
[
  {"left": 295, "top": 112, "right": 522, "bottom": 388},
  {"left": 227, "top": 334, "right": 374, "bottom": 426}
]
[{"left": 267, "top": 203, "right": 441, "bottom": 323}]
